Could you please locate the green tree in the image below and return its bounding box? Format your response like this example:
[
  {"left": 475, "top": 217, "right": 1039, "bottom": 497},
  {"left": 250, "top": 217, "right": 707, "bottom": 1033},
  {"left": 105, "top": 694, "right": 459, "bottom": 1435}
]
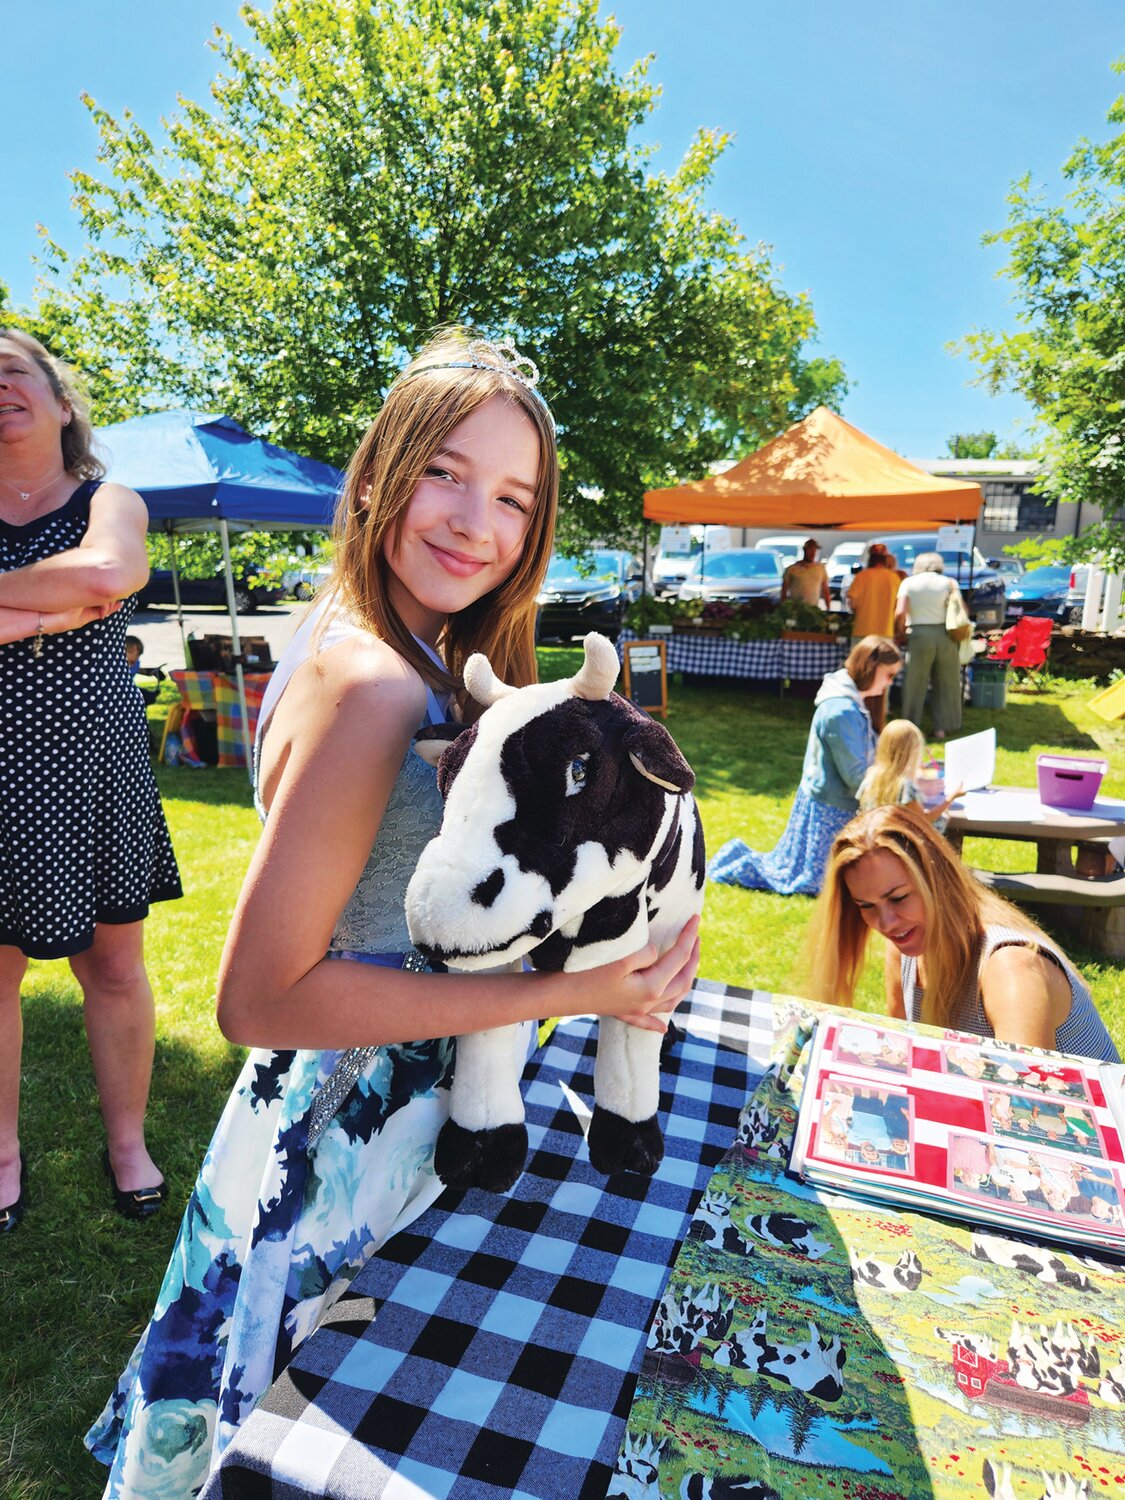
[
  {"left": 959, "top": 58, "right": 1125, "bottom": 569},
  {"left": 945, "top": 431, "right": 998, "bottom": 460},
  {"left": 33, "top": 0, "right": 845, "bottom": 549}
]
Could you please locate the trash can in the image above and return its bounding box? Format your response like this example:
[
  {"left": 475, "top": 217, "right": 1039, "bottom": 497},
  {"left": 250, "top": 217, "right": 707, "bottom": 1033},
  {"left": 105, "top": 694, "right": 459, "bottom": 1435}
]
[{"left": 969, "top": 659, "right": 1008, "bottom": 710}]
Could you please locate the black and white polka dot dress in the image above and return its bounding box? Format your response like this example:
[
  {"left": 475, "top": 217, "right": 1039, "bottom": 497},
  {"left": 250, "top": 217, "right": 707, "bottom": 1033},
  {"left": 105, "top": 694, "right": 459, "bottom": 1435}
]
[{"left": 0, "top": 480, "right": 182, "bottom": 959}]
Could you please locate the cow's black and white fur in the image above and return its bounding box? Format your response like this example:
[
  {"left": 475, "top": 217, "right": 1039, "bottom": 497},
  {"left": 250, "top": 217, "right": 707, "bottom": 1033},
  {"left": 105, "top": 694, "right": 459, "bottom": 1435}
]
[
  {"left": 405, "top": 633, "right": 705, "bottom": 1191},
  {"left": 848, "top": 1248, "right": 926, "bottom": 1292},
  {"left": 971, "top": 1232, "right": 1092, "bottom": 1290},
  {"left": 713, "top": 1310, "right": 847, "bottom": 1402}
]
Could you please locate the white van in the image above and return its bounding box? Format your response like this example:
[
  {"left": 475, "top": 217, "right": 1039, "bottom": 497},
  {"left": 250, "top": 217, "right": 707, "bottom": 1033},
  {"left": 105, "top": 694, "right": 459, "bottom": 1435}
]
[
  {"left": 753, "top": 534, "right": 805, "bottom": 568},
  {"left": 652, "top": 525, "right": 732, "bottom": 597}
]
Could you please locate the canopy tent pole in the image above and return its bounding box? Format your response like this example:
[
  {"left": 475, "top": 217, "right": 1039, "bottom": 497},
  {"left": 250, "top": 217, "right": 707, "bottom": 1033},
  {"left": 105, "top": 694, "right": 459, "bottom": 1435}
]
[
  {"left": 165, "top": 524, "right": 190, "bottom": 668},
  {"left": 218, "top": 518, "right": 254, "bottom": 782}
]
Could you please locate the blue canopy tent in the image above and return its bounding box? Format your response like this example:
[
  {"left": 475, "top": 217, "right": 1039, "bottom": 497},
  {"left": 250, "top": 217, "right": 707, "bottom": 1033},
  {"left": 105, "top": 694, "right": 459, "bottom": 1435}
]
[{"left": 95, "top": 409, "right": 344, "bottom": 771}]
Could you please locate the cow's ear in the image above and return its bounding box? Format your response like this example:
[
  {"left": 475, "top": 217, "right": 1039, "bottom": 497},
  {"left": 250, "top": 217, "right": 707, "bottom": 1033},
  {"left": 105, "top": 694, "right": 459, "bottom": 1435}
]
[
  {"left": 413, "top": 722, "right": 464, "bottom": 767},
  {"left": 624, "top": 719, "right": 695, "bottom": 794}
]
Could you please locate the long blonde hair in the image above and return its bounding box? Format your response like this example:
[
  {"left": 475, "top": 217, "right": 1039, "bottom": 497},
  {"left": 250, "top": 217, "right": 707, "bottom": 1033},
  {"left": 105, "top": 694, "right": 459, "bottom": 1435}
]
[
  {"left": 0, "top": 329, "right": 105, "bottom": 481},
  {"left": 858, "top": 720, "right": 925, "bottom": 810},
  {"left": 327, "top": 328, "right": 558, "bottom": 709},
  {"left": 809, "top": 803, "right": 1047, "bottom": 1026}
]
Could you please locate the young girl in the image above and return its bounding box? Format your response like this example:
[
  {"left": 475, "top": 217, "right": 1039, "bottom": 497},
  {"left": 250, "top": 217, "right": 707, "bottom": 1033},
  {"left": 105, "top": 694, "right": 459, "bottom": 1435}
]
[
  {"left": 856, "top": 719, "right": 961, "bottom": 829},
  {"left": 86, "top": 331, "right": 700, "bottom": 1498}
]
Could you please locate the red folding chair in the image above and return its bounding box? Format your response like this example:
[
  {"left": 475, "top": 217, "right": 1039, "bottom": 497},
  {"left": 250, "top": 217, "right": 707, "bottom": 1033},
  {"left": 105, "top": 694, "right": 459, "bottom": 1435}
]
[{"left": 988, "top": 616, "right": 1053, "bottom": 690}]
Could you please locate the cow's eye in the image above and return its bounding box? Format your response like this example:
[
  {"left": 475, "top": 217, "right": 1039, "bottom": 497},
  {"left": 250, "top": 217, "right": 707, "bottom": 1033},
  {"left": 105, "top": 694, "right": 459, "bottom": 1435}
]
[{"left": 565, "top": 754, "right": 590, "bottom": 796}]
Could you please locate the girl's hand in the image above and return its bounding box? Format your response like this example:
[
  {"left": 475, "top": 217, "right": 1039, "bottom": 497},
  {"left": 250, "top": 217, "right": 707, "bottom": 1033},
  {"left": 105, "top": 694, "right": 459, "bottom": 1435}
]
[
  {"left": 42, "top": 600, "right": 122, "bottom": 635},
  {"left": 575, "top": 915, "right": 702, "bottom": 1033}
]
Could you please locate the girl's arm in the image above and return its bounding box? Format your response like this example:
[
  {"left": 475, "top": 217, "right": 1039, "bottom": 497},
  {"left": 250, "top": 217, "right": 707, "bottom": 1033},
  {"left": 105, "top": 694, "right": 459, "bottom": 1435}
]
[
  {"left": 884, "top": 940, "right": 906, "bottom": 1019},
  {"left": 980, "top": 945, "right": 1071, "bottom": 1049},
  {"left": 0, "top": 484, "right": 149, "bottom": 611},
  {"left": 217, "top": 638, "right": 699, "bottom": 1050},
  {"left": 921, "top": 781, "right": 964, "bottom": 823}
]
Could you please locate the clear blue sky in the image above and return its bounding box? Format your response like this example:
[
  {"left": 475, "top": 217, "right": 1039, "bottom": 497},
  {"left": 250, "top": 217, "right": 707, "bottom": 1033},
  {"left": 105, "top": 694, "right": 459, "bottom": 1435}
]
[{"left": 5, "top": 2, "right": 1123, "bottom": 458}]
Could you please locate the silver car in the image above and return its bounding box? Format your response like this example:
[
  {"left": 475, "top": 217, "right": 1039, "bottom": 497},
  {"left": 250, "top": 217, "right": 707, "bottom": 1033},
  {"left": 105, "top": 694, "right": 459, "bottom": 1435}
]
[{"left": 677, "top": 548, "right": 784, "bottom": 604}]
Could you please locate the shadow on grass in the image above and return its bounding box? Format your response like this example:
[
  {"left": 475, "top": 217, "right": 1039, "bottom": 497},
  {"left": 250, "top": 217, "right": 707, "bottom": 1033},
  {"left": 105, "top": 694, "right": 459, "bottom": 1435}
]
[{"left": 0, "top": 987, "right": 243, "bottom": 1499}]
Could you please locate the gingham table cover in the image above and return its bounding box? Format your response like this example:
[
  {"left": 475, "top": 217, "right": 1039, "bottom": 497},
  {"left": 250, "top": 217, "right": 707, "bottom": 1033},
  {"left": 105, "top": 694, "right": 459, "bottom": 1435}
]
[
  {"left": 169, "top": 670, "right": 273, "bottom": 768},
  {"left": 202, "top": 982, "right": 773, "bottom": 1500},
  {"left": 617, "top": 630, "right": 848, "bottom": 681}
]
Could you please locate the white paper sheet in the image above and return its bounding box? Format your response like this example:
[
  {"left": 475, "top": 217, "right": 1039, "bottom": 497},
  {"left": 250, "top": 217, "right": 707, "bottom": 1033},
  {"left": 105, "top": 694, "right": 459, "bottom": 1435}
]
[{"left": 943, "top": 727, "right": 996, "bottom": 795}]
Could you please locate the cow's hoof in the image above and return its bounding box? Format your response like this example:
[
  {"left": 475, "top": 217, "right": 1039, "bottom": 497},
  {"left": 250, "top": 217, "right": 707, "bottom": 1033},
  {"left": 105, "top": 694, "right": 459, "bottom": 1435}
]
[
  {"left": 588, "top": 1109, "right": 663, "bottom": 1176},
  {"left": 660, "top": 1021, "right": 684, "bottom": 1061},
  {"left": 434, "top": 1118, "right": 527, "bottom": 1193}
]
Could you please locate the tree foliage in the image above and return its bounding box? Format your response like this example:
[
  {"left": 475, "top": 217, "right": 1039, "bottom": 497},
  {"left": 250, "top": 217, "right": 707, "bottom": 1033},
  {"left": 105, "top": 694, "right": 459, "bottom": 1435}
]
[
  {"left": 946, "top": 431, "right": 998, "bottom": 460},
  {"left": 29, "top": 0, "right": 845, "bottom": 549},
  {"left": 959, "top": 59, "right": 1125, "bottom": 569}
]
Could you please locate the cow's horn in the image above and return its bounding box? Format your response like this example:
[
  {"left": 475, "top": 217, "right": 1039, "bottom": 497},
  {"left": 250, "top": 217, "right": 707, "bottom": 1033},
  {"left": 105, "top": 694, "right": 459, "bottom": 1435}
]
[
  {"left": 571, "top": 632, "right": 619, "bottom": 700},
  {"left": 464, "top": 652, "right": 514, "bottom": 706}
]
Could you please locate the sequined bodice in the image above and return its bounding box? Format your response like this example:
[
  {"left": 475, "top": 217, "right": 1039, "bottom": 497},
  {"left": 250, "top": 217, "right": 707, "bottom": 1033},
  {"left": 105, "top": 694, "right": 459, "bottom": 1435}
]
[
  {"left": 328, "top": 746, "right": 444, "bottom": 954},
  {"left": 254, "top": 602, "right": 448, "bottom": 957}
]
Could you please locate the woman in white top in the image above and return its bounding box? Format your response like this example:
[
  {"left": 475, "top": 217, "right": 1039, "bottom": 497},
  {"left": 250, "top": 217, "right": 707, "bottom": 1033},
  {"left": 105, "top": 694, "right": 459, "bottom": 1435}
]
[{"left": 894, "top": 551, "right": 964, "bottom": 742}]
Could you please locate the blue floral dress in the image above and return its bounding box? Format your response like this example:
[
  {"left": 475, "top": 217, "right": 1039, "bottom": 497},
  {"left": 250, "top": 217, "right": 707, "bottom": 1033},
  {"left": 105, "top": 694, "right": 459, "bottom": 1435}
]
[{"left": 86, "top": 614, "right": 458, "bottom": 1498}]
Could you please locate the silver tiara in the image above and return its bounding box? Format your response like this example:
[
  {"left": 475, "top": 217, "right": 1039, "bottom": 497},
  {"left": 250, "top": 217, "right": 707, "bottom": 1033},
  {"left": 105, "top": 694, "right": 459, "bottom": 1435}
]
[{"left": 398, "top": 338, "right": 554, "bottom": 428}]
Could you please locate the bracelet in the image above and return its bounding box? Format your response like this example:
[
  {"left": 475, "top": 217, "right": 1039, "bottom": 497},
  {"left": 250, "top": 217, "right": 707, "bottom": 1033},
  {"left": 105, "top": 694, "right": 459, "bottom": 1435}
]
[{"left": 31, "top": 614, "right": 44, "bottom": 660}]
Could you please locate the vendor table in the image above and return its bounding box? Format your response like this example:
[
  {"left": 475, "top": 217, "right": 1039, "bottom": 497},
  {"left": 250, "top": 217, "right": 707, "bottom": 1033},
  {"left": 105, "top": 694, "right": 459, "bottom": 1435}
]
[
  {"left": 168, "top": 669, "right": 273, "bottom": 769},
  {"left": 618, "top": 629, "right": 848, "bottom": 681},
  {"left": 204, "top": 991, "right": 1125, "bottom": 1500}
]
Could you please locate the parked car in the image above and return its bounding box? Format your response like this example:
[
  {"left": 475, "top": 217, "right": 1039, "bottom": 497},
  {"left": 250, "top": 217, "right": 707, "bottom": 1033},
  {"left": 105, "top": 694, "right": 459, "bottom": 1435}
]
[
  {"left": 535, "top": 549, "right": 647, "bottom": 643},
  {"left": 651, "top": 524, "right": 732, "bottom": 597},
  {"left": 987, "top": 555, "right": 1026, "bottom": 584},
  {"left": 1004, "top": 564, "right": 1090, "bottom": 625},
  {"left": 864, "top": 532, "right": 1006, "bottom": 629},
  {"left": 282, "top": 561, "right": 333, "bottom": 600},
  {"left": 677, "top": 548, "right": 783, "bottom": 605},
  {"left": 753, "top": 535, "right": 805, "bottom": 568},
  {"left": 825, "top": 541, "right": 867, "bottom": 600},
  {"left": 135, "top": 568, "right": 285, "bottom": 613}
]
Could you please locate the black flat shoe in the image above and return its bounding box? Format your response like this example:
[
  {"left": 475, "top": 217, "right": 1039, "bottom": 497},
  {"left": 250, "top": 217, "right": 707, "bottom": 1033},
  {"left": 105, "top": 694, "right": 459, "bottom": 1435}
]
[
  {"left": 102, "top": 1148, "right": 165, "bottom": 1221},
  {"left": 0, "top": 1151, "right": 28, "bottom": 1234}
]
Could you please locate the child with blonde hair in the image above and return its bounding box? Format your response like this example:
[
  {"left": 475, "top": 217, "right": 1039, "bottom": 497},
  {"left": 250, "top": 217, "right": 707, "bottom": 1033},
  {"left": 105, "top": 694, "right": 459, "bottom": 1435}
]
[{"left": 857, "top": 719, "right": 960, "bottom": 826}]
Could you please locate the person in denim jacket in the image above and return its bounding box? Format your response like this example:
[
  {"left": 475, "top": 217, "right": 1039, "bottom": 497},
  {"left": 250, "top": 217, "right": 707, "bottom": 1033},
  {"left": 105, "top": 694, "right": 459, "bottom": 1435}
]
[{"left": 709, "top": 637, "right": 901, "bottom": 896}]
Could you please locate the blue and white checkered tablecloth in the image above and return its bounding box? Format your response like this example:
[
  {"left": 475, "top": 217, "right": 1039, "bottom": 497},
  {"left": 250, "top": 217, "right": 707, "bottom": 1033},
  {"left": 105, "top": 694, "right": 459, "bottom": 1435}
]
[
  {"left": 618, "top": 630, "right": 847, "bottom": 681},
  {"left": 202, "top": 982, "right": 773, "bottom": 1500}
]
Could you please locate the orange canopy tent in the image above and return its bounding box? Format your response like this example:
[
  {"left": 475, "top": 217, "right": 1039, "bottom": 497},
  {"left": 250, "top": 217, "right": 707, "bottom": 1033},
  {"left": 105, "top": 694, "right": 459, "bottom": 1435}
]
[{"left": 644, "top": 406, "right": 982, "bottom": 531}]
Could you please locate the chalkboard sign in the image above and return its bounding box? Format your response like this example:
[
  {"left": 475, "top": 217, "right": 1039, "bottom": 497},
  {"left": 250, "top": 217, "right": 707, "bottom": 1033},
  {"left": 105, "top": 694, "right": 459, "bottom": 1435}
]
[{"left": 622, "top": 639, "right": 668, "bottom": 718}]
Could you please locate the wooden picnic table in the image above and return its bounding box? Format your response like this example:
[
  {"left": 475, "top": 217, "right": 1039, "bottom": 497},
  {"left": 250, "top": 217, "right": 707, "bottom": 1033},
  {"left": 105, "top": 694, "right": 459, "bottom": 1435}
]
[{"left": 945, "top": 785, "right": 1125, "bottom": 958}]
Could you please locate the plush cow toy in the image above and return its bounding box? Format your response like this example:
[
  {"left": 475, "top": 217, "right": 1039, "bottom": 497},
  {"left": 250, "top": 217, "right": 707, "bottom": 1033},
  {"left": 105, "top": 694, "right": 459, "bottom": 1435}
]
[{"left": 405, "top": 632, "right": 705, "bottom": 1193}]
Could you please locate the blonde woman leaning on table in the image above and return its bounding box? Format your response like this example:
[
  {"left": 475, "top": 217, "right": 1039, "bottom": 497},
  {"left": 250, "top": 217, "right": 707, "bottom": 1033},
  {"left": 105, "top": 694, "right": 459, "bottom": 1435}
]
[{"left": 810, "top": 804, "right": 1119, "bottom": 1060}]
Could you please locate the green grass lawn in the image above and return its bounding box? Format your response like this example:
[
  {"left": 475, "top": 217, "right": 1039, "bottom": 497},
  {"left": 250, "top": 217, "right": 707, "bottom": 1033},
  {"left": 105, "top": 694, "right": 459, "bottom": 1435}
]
[{"left": 1, "top": 661, "right": 1123, "bottom": 1497}]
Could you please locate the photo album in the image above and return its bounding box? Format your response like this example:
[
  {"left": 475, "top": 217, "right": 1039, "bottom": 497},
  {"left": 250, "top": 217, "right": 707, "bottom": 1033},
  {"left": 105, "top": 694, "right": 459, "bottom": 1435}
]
[{"left": 789, "top": 1016, "right": 1125, "bottom": 1254}]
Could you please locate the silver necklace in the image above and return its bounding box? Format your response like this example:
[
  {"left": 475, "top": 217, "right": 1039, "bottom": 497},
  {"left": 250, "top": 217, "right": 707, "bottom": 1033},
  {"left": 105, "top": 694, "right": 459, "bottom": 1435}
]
[{"left": 0, "top": 467, "right": 66, "bottom": 503}]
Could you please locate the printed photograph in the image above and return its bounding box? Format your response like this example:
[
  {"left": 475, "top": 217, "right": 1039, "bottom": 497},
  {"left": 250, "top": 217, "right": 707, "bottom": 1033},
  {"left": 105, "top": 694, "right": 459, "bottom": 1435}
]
[
  {"left": 941, "top": 1042, "right": 1088, "bottom": 1099},
  {"left": 949, "top": 1133, "right": 1125, "bottom": 1226},
  {"left": 984, "top": 1089, "right": 1103, "bottom": 1158},
  {"left": 816, "top": 1079, "right": 914, "bottom": 1172},
  {"left": 832, "top": 1022, "right": 912, "bottom": 1075}
]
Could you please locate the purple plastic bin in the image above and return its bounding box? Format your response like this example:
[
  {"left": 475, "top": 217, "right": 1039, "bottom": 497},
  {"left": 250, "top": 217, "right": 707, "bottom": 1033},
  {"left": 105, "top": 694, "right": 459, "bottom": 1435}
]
[{"left": 1036, "top": 754, "right": 1108, "bottom": 811}]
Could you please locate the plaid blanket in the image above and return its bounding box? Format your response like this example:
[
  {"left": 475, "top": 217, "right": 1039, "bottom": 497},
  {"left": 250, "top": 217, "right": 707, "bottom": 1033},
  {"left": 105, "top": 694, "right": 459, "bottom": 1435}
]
[
  {"left": 169, "top": 670, "right": 273, "bottom": 768},
  {"left": 202, "top": 981, "right": 773, "bottom": 1499}
]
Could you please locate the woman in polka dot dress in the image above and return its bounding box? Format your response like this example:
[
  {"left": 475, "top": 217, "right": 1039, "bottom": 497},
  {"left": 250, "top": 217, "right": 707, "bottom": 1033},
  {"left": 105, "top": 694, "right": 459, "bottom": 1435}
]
[{"left": 0, "top": 330, "right": 182, "bottom": 1234}]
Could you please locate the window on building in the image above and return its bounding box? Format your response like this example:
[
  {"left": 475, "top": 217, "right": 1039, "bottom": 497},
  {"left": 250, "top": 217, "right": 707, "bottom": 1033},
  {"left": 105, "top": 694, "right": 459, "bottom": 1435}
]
[
  {"left": 980, "top": 481, "right": 1020, "bottom": 532},
  {"left": 1017, "top": 490, "right": 1057, "bottom": 530},
  {"left": 980, "top": 480, "right": 1058, "bottom": 533}
]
